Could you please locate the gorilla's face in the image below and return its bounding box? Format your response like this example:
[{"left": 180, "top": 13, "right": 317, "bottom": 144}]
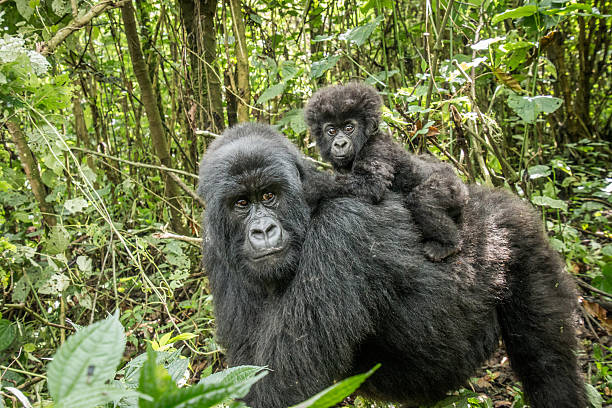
[
  {"left": 317, "top": 118, "right": 368, "bottom": 171},
  {"left": 198, "top": 126, "right": 309, "bottom": 284}
]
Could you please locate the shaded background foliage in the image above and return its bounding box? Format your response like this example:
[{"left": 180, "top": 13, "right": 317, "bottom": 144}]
[{"left": 0, "top": 0, "right": 610, "bottom": 406}]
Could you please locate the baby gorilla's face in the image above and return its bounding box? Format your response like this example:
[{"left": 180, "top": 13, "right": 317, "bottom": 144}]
[{"left": 318, "top": 118, "right": 362, "bottom": 170}]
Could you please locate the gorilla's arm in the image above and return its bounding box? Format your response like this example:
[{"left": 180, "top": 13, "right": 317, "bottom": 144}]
[
  {"left": 397, "top": 155, "right": 469, "bottom": 260},
  {"left": 301, "top": 156, "right": 394, "bottom": 208},
  {"left": 245, "top": 199, "right": 379, "bottom": 407}
]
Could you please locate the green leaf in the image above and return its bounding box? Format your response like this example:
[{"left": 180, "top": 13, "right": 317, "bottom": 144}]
[
  {"left": 531, "top": 195, "right": 568, "bottom": 211},
  {"left": 44, "top": 225, "right": 70, "bottom": 255},
  {"left": 63, "top": 197, "right": 88, "bottom": 214},
  {"left": 198, "top": 365, "right": 267, "bottom": 402},
  {"left": 15, "top": 0, "right": 35, "bottom": 20},
  {"left": 492, "top": 5, "right": 538, "bottom": 24},
  {"left": 140, "top": 360, "right": 266, "bottom": 408},
  {"left": 47, "top": 312, "right": 126, "bottom": 402},
  {"left": 277, "top": 108, "right": 307, "bottom": 134},
  {"left": 139, "top": 347, "right": 178, "bottom": 407},
  {"left": 156, "top": 371, "right": 267, "bottom": 408},
  {"left": 339, "top": 15, "right": 384, "bottom": 46},
  {"left": 38, "top": 273, "right": 70, "bottom": 295},
  {"left": 168, "top": 333, "right": 197, "bottom": 343},
  {"left": 312, "top": 34, "right": 335, "bottom": 42},
  {"left": 76, "top": 255, "right": 92, "bottom": 273},
  {"left": 585, "top": 383, "right": 603, "bottom": 408},
  {"left": 257, "top": 83, "right": 286, "bottom": 105},
  {"left": 0, "top": 319, "right": 16, "bottom": 351},
  {"left": 507, "top": 94, "right": 563, "bottom": 123},
  {"left": 310, "top": 55, "right": 340, "bottom": 79},
  {"left": 280, "top": 61, "right": 299, "bottom": 81},
  {"left": 471, "top": 36, "right": 505, "bottom": 51},
  {"left": 601, "top": 245, "right": 612, "bottom": 257},
  {"left": 290, "top": 364, "right": 380, "bottom": 408},
  {"left": 55, "top": 385, "right": 139, "bottom": 408},
  {"left": 527, "top": 165, "right": 551, "bottom": 179},
  {"left": 51, "top": 0, "right": 71, "bottom": 16},
  {"left": 199, "top": 365, "right": 263, "bottom": 387}
]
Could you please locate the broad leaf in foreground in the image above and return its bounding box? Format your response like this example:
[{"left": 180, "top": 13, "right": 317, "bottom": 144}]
[
  {"left": 290, "top": 364, "right": 380, "bottom": 408},
  {"left": 47, "top": 311, "right": 126, "bottom": 402},
  {"left": 138, "top": 347, "right": 267, "bottom": 408}
]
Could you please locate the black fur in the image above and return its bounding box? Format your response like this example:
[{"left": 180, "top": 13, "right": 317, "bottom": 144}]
[
  {"left": 304, "top": 82, "right": 468, "bottom": 261},
  {"left": 198, "top": 123, "right": 586, "bottom": 408}
]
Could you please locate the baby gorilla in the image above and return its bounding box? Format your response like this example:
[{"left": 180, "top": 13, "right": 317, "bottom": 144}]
[{"left": 304, "top": 82, "right": 467, "bottom": 261}]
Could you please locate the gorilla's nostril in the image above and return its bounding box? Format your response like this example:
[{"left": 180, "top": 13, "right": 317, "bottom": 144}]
[
  {"left": 249, "top": 218, "right": 283, "bottom": 250},
  {"left": 334, "top": 139, "right": 347, "bottom": 148}
]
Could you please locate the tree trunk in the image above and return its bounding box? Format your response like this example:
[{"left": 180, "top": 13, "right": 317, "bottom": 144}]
[
  {"left": 228, "top": 0, "right": 250, "bottom": 122},
  {"left": 121, "top": 1, "right": 186, "bottom": 234},
  {"left": 178, "top": 0, "right": 224, "bottom": 165},
  {"left": 6, "top": 121, "right": 56, "bottom": 228}
]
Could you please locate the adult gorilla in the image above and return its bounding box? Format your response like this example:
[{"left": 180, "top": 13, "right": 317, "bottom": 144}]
[{"left": 197, "top": 123, "right": 585, "bottom": 408}]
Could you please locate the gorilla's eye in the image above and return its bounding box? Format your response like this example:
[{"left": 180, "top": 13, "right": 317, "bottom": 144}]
[
  {"left": 235, "top": 198, "right": 249, "bottom": 208},
  {"left": 262, "top": 192, "right": 275, "bottom": 202},
  {"left": 326, "top": 127, "right": 337, "bottom": 136},
  {"left": 344, "top": 124, "right": 354, "bottom": 133}
]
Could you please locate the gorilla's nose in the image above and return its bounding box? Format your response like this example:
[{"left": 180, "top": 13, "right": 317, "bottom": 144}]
[
  {"left": 248, "top": 217, "right": 282, "bottom": 250},
  {"left": 333, "top": 138, "right": 347, "bottom": 149},
  {"left": 332, "top": 138, "right": 350, "bottom": 156}
]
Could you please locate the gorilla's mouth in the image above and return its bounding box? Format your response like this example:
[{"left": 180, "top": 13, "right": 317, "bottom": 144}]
[
  {"left": 251, "top": 247, "right": 285, "bottom": 260},
  {"left": 332, "top": 153, "right": 353, "bottom": 163}
]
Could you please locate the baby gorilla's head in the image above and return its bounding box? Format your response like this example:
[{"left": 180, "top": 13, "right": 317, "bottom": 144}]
[{"left": 304, "top": 82, "right": 382, "bottom": 171}]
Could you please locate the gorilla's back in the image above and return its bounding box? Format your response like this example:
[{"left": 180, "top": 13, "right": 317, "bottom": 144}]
[{"left": 310, "top": 193, "right": 506, "bottom": 404}]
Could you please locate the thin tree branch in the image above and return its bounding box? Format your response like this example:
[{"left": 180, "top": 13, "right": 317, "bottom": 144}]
[
  {"left": 40, "top": 0, "right": 129, "bottom": 56},
  {"left": 69, "top": 146, "right": 198, "bottom": 179},
  {"left": 167, "top": 171, "right": 206, "bottom": 207},
  {"left": 152, "top": 232, "right": 203, "bottom": 246},
  {"left": 2, "top": 304, "right": 75, "bottom": 331}
]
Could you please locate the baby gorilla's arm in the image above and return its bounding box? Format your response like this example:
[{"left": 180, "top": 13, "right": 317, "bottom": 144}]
[
  {"left": 402, "top": 157, "right": 468, "bottom": 261},
  {"left": 302, "top": 157, "right": 395, "bottom": 208}
]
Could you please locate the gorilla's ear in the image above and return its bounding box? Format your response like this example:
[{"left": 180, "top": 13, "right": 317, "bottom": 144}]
[{"left": 366, "top": 119, "right": 380, "bottom": 137}]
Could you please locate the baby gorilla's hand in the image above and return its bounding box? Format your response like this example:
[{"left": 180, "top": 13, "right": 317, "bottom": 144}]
[{"left": 420, "top": 172, "right": 468, "bottom": 210}]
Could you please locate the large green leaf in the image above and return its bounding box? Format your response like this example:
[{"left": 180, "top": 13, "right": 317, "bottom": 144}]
[
  {"left": 44, "top": 225, "right": 70, "bottom": 255},
  {"left": 531, "top": 195, "right": 568, "bottom": 211},
  {"left": 0, "top": 319, "right": 16, "bottom": 351},
  {"left": 507, "top": 94, "right": 563, "bottom": 123},
  {"left": 492, "top": 5, "right": 538, "bottom": 24},
  {"left": 257, "top": 83, "right": 286, "bottom": 105},
  {"left": 55, "top": 385, "right": 139, "bottom": 408},
  {"left": 527, "top": 165, "right": 551, "bottom": 179},
  {"left": 585, "top": 383, "right": 603, "bottom": 408},
  {"left": 339, "top": 15, "right": 384, "bottom": 46},
  {"left": 277, "top": 108, "right": 307, "bottom": 134},
  {"left": 63, "top": 197, "right": 88, "bottom": 215},
  {"left": 138, "top": 353, "right": 266, "bottom": 408},
  {"left": 290, "top": 364, "right": 380, "bottom": 408},
  {"left": 310, "top": 55, "right": 340, "bottom": 79},
  {"left": 47, "top": 312, "right": 126, "bottom": 402},
  {"left": 15, "top": 0, "right": 36, "bottom": 20}
]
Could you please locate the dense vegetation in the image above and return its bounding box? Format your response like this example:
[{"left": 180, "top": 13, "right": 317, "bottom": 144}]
[{"left": 0, "top": 0, "right": 610, "bottom": 406}]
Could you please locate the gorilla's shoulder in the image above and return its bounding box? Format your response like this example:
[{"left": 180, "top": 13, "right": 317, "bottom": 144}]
[{"left": 309, "top": 194, "right": 423, "bottom": 254}]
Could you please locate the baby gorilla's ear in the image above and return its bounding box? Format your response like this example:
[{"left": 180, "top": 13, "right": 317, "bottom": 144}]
[{"left": 366, "top": 119, "right": 380, "bottom": 138}]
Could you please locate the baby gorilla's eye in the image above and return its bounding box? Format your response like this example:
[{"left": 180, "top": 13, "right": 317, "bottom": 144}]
[
  {"left": 326, "top": 127, "right": 337, "bottom": 136},
  {"left": 262, "top": 192, "right": 275, "bottom": 202},
  {"left": 344, "top": 124, "right": 354, "bottom": 133},
  {"left": 235, "top": 198, "right": 249, "bottom": 208}
]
